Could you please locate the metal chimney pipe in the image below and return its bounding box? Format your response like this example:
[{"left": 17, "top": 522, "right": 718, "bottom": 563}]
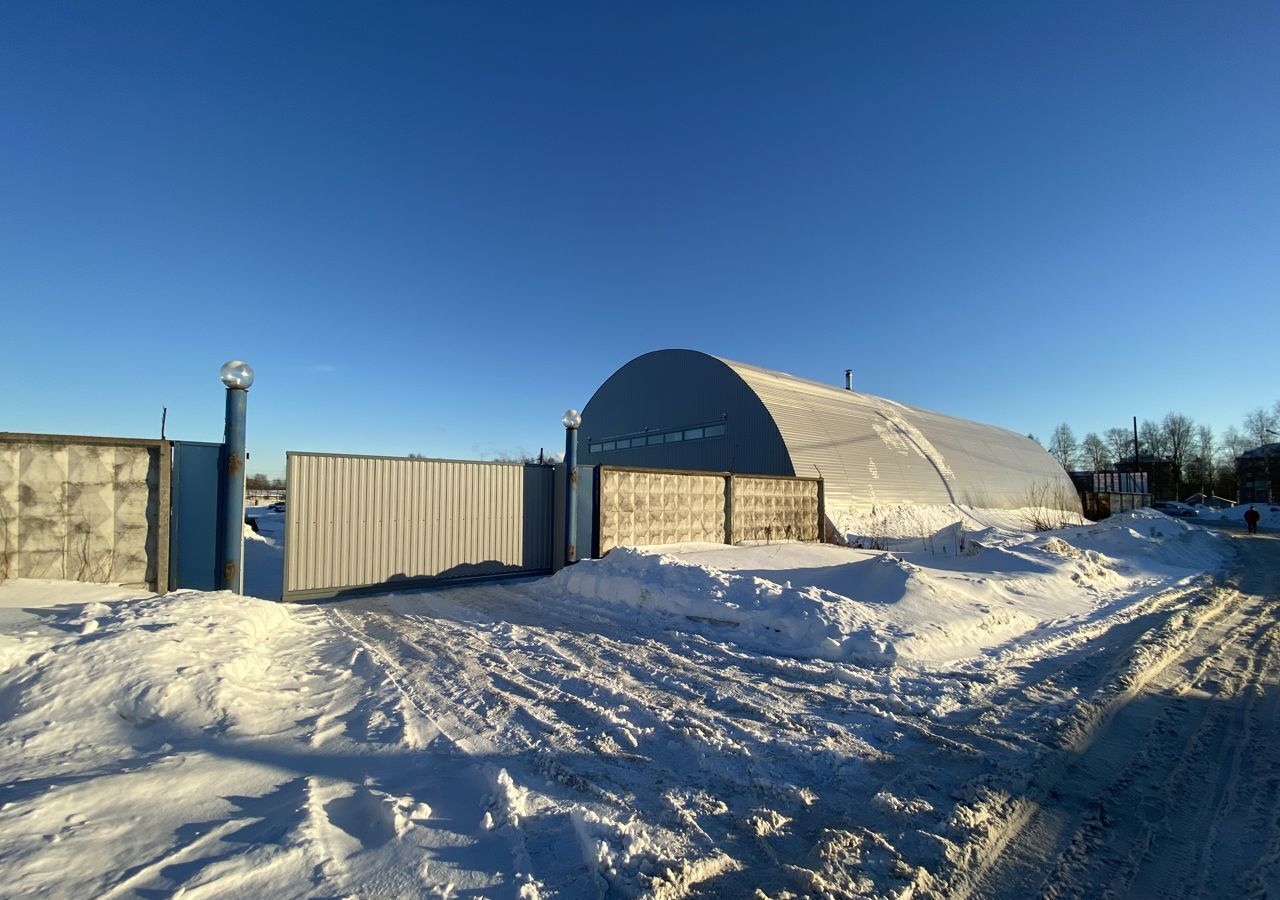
[{"left": 844, "top": 369, "right": 853, "bottom": 391}]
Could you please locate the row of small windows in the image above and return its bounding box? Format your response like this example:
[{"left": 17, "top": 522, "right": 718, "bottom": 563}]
[{"left": 589, "top": 423, "right": 726, "bottom": 454}]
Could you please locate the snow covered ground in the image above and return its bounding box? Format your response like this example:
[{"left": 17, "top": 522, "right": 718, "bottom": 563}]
[
  {"left": 244, "top": 504, "right": 285, "bottom": 601},
  {"left": 1197, "top": 500, "right": 1280, "bottom": 530},
  {"left": 1, "top": 509, "right": 1275, "bottom": 897}
]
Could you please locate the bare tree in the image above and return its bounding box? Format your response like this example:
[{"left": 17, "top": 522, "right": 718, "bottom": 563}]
[
  {"left": 1244, "top": 406, "right": 1280, "bottom": 447},
  {"left": 1049, "top": 423, "right": 1079, "bottom": 470},
  {"left": 1186, "top": 424, "right": 1216, "bottom": 495},
  {"left": 1161, "top": 412, "right": 1195, "bottom": 495},
  {"left": 1081, "top": 432, "right": 1110, "bottom": 470},
  {"left": 1139, "top": 419, "right": 1169, "bottom": 459},
  {"left": 1104, "top": 427, "right": 1134, "bottom": 465},
  {"left": 1221, "top": 426, "right": 1251, "bottom": 460},
  {"left": 1020, "top": 479, "right": 1082, "bottom": 532},
  {"left": 492, "top": 448, "right": 545, "bottom": 464}
]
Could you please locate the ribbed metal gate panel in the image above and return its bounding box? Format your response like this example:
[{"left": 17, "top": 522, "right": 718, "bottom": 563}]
[{"left": 283, "top": 452, "right": 554, "bottom": 601}]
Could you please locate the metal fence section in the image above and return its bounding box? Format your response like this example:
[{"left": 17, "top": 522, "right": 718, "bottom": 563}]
[
  {"left": 283, "top": 452, "right": 555, "bottom": 601},
  {"left": 169, "top": 440, "right": 223, "bottom": 591},
  {"left": 0, "top": 433, "right": 170, "bottom": 590},
  {"left": 595, "top": 466, "right": 822, "bottom": 555}
]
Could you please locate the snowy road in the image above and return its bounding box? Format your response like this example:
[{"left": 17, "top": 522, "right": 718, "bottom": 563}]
[
  {"left": 318, "top": 529, "right": 1277, "bottom": 897},
  {"left": 950, "top": 531, "right": 1280, "bottom": 899},
  {"left": 3, "top": 514, "right": 1272, "bottom": 897}
]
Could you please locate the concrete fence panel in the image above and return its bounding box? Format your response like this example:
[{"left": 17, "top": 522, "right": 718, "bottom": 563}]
[
  {"left": 731, "top": 475, "right": 821, "bottom": 543},
  {"left": 596, "top": 466, "right": 822, "bottom": 554},
  {"left": 283, "top": 452, "right": 554, "bottom": 601},
  {"left": 597, "top": 468, "right": 727, "bottom": 554},
  {"left": 0, "top": 433, "right": 169, "bottom": 590}
]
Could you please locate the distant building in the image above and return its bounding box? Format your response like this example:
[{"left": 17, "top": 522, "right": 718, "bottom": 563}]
[
  {"left": 1182, "top": 492, "right": 1235, "bottom": 510},
  {"left": 1237, "top": 443, "right": 1280, "bottom": 504},
  {"left": 1115, "top": 453, "right": 1177, "bottom": 500},
  {"left": 1068, "top": 471, "right": 1152, "bottom": 520}
]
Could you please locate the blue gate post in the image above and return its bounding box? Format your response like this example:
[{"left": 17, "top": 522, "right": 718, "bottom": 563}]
[
  {"left": 219, "top": 360, "right": 254, "bottom": 592},
  {"left": 562, "top": 409, "right": 581, "bottom": 565}
]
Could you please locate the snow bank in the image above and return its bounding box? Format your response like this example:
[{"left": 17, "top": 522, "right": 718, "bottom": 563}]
[
  {"left": 832, "top": 502, "right": 1087, "bottom": 549},
  {"left": 1198, "top": 501, "right": 1279, "bottom": 529},
  {"left": 552, "top": 546, "right": 903, "bottom": 664},
  {"left": 0, "top": 583, "right": 524, "bottom": 897},
  {"left": 0, "top": 587, "right": 334, "bottom": 896},
  {"left": 549, "top": 510, "right": 1228, "bottom": 667}
]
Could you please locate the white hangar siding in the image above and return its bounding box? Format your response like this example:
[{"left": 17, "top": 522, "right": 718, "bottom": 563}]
[{"left": 579, "top": 350, "right": 1080, "bottom": 517}]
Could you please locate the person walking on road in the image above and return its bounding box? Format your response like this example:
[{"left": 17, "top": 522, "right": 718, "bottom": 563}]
[{"left": 1244, "top": 505, "right": 1261, "bottom": 534}]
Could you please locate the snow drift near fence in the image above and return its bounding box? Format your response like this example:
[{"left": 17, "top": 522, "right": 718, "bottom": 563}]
[
  {"left": 553, "top": 546, "right": 904, "bottom": 664},
  {"left": 549, "top": 510, "right": 1228, "bottom": 667}
]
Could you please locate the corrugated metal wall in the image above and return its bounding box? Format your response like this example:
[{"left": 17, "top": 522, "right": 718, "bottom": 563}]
[
  {"left": 0, "top": 433, "right": 169, "bottom": 589},
  {"left": 596, "top": 466, "right": 821, "bottom": 554},
  {"left": 283, "top": 453, "right": 554, "bottom": 601}
]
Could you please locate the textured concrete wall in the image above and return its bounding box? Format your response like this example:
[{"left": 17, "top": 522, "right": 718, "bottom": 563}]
[
  {"left": 0, "top": 437, "right": 164, "bottom": 588},
  {"left": 732, "top": 475, "right": 820, "bottom": 543},
  {"left": 597, "top": 467, "right": 821, "bottom": 553},
  {"left": 598, "top": 469, "right": 727, "bottom": 554}
]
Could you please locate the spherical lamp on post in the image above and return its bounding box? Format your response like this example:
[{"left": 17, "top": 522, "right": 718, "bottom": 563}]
[
  {"left": 562, "top": 409, "right": 582, "bottom": 566},
  {"left": 219, "top": 360, "right": 254, "bottom": 593}
]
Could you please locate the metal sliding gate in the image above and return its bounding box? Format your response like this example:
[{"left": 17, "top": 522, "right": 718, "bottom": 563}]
[{"left": 282, "top": 452, "right": 555, "bottom": 602}]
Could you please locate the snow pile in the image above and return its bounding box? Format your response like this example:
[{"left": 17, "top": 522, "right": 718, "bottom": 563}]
[
  {"left": 1056, "top": 509, "right": 1227, "bottom": 573},
  {"left": 0, "top": 584, "right": 327, "bottom": 896},
  {"left": 832, "top": 502, "right": 1087, "bottom": 549},
  {"left": 551, "top": 509, "right": 1228, "bottom": 667},
  {"left": 552, "top": 546, "right": 904, "bottom": 664},
  {"left": 0, "top": 580, "right": 526, "bottom": 898}
]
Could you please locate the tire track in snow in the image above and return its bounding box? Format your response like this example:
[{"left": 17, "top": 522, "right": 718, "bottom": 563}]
[
  {"left": 946, "top": 534, "right": 1280, "bottom": 899},
  {"left": 940, "top": 579, "right": 1241, "bottom": 898}
]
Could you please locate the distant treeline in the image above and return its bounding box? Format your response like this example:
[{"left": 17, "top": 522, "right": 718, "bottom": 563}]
[{"left": 1034, "top": 401, "right": 1280, "bottom": 501}]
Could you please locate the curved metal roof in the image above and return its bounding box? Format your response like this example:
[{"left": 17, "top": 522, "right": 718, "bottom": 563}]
[
  {"left": 580, "top": 350, "right": 1078, "bottom": 518},
  {"left": 714, "top": 353, "right": 1079, "bottom": 515}
]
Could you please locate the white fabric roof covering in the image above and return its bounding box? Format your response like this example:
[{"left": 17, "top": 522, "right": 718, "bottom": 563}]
[{"left": 719, "top": 356, "right": 1080, "bottom": 517}]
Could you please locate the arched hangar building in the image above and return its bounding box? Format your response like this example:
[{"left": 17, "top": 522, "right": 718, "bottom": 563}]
[{"left": 579, "top": 350, "right": 1080, "bottom": 519}]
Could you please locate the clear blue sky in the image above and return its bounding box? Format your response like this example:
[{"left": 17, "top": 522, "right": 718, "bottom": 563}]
[{"left": 3, "top": 2, "right": 1276, "bottom": 476}]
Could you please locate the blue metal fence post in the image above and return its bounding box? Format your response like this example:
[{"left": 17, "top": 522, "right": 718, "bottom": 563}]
[
  {"left": 562, "top": 409, "right": 582, "bottom": 565},
  {"left": 219, "top": 360, "right": 254, "bottom": 592}
]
